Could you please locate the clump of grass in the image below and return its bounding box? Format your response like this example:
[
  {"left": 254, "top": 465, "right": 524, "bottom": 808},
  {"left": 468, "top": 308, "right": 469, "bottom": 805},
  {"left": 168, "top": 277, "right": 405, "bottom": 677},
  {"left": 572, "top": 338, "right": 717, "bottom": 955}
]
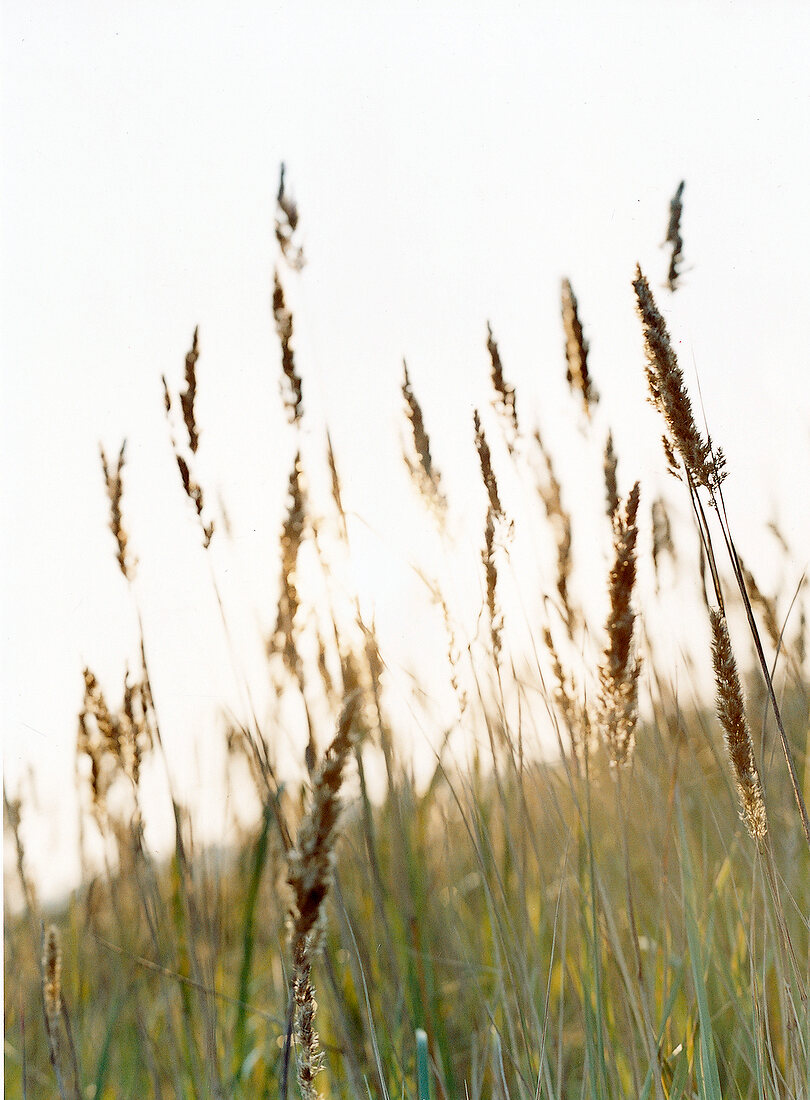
[{"left": 5, "top": 181, "right": 810, "bottom": 1100}]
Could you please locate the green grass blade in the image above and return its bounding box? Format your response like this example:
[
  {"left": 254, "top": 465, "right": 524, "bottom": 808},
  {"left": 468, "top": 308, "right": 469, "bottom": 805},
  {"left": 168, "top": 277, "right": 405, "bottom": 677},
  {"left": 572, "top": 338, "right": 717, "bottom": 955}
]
[{"left": 677, "top": 799, "right": 722, "bottom": 1100}]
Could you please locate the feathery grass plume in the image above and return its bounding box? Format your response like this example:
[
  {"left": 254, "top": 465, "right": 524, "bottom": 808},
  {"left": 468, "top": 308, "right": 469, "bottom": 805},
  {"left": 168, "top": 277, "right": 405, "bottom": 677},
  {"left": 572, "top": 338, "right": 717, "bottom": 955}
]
[
  {"left": 664, "top": 180, "right": 685, "bottom": 292},
  {"left": 486, "top": 322, "right": 518, "bottom": 440},
  {"left": 632, "top": 267, "right": 715, "bottom": 490},
  {"left": 561, "top": 277, "right": 598, "bottom": 416},
  {"left": 180, "top": 325, "right": 200, "bottom": 454},
  {"left": 402, "top": 360, "right": 446, "bottom": 515},
  {"left": 273, "top": 269, "right": 304, "bottom": 425},
  {"left": 42, "top": 923, "right": 62, "bottom": 1024},
  {"left": 598, "top": 482, "right": 642, "bottom": 766},
  {"left": 709, "top": 607, "right": 768, "bottom": 842},
  {"left": 473, "top": 410, "right": 503, "bottom": 520},
  {"left": 100, "top": 440, "right": 135, "bottom": 581},
  {"left": 603, "top": 431, "right": 619, "bottom": 522},
  {"left": 269, "top": 453, "right": 307, "bottom": 681},
  {"left": 650, "top": 496, "right": 676, "bottom": 589},
  {"left": 286, "top": 694, "right": 362, "bottom": 1099},
  {"left": 275, "top": 162, "right": 305, "bottom": 271}
]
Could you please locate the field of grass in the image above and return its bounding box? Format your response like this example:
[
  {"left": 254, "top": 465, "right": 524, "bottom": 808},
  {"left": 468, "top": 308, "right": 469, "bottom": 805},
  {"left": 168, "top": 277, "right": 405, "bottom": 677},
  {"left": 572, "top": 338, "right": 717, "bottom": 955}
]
[{"left": 5, "top": 181, "right": 809, "bottom": 1099}]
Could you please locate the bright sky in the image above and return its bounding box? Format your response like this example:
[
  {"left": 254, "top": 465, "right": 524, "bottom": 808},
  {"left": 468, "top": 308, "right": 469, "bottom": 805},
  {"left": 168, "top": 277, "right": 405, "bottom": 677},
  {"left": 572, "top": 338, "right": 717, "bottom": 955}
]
[{"left": 3, "top": 2, "right": 810, "bottom": 902}]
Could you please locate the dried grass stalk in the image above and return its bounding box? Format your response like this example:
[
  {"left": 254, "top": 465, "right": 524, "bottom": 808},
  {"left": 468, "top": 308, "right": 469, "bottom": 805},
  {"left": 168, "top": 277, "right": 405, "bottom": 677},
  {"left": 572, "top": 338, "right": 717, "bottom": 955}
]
[
  {"left": 402, "top": 361, "right": 446, "bottom": 515},
  {"left": 100, "top": 441, "right": 135, "bottom": 581},
  {"left": 651, "top": 496, "right": 676, "bottom": 588},
  {"left": 273, "top": 269, "right": 304, "bottom": 425},
  {"left": 598, "top": 482, "right": 642, "bottom": 766},
  {"left": 163, "top": 331, "right": 215, "bottom": 547},
  {"left": 486, "top": 322, "right": 518, "bottom": 439},
  {"left": 269, "top": 453, "right": 307, "bottom": 680},
  {"left": 603, "top": 431, "right": 619, "bottom": 522},
  {"left": 543, "top": 626, "right": 589, "bottom": 765},
  {"left": 287, "top": 694, "right": 362, "bottom": 1100},
  {"left": 561, "top": 278, "right": 598, "bottom": 415},
  {"left": 632, "top": 267, "right": 715, "bottom": 489},
  {"left": 534, "top": 430, "right": 576, "bottom": 639},
  {"left": 276, "top": 162, "right": 305, "bottom": 270},
  {"left": 180, "top": 325, "right": 200, "bottom": 454},
  {"left": 664, "top": 180, "right": 685, "bottom": 292},
  {"left": 473, "top": 410, "right": 503, "bottom": 520},
  {"left": 482, "top": 508, "right": 502, "bottom": 661},
  {"left": 738, "top": 557, "right": 781, "bottom": 652},
  {"left": 709, "top": 608, "right": 768, "bottom": 842}
]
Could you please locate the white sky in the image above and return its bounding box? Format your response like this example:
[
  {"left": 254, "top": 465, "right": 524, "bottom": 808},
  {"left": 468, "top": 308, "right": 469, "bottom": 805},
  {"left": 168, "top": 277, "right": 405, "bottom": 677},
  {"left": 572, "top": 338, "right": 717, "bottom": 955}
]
[{"left": 3, "top": 2, "right": 810, "bottom": 902}]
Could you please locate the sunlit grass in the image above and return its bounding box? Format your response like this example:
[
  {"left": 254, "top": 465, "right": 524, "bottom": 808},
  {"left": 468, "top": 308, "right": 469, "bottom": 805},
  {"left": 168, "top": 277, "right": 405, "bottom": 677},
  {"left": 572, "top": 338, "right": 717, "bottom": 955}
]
[{"left": 4, "top": 179, "right": 809, "bottom": 1099}]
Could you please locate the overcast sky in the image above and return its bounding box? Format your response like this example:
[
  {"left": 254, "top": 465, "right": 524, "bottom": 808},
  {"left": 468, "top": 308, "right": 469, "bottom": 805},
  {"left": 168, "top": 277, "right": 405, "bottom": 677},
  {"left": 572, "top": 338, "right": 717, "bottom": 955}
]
[{"left": 3, "top": 2, "right": 809, "bottom": 901}]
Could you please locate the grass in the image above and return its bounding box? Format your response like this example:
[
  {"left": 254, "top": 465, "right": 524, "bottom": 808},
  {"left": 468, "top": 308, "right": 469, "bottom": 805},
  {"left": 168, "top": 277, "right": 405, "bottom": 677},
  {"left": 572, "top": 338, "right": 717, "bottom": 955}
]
[{"left": 4, "top": 177, "right": 809, "bottom": 1099}]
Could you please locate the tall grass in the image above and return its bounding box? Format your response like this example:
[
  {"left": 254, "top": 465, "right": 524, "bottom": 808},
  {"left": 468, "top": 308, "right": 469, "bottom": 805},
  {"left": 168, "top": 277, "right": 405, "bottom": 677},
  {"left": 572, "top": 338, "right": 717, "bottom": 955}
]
[{"left": 4, "top": 178, "right": 809, "bottom": 1099}]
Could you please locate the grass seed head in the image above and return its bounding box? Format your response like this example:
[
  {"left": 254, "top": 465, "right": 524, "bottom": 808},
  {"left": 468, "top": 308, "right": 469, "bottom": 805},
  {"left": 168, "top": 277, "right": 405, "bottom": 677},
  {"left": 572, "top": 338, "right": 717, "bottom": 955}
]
[
  {"left": 273, "top": 269, "right": 304, "bottom": 425},
  {"left": 604, "top": 431, "right": 619, "bottom": 522},
  {"left": 633, "top": 267, "right": 715, "bottom": 490},
  {"left": 709, "top": 607, "right": 769, "bottom": 842},
  {"left": 664, "top": 180, "right": 686, "bottom": 291},
  {"left": 487, "top": 321, "right": 518, "bottom": 439},
  {"left": 100, "top": 440, "right": 135, "bottom": 581},
  {"left": 402, "top": 360, "right": 446, "bottom": 515},
  {"left": 561, "top": 278, "right": 598, "bottom": 416},
  {"left": 42, "top": 924, "right": 62, "bottom": 1024},
  {"left": 599, "top": 482, "right": 642, "bottom": 766}
]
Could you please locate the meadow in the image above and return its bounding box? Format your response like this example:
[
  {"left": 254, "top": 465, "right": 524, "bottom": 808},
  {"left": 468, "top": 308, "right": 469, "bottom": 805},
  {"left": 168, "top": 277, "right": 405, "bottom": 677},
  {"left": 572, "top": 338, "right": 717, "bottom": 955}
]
[{"left": 4, "top": 180, "right": 809, "bottom": 1099}]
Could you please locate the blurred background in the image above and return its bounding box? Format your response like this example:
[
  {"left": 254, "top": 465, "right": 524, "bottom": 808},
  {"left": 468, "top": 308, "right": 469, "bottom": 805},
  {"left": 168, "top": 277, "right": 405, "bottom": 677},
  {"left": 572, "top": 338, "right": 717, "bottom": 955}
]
[{"left": 3, "top": 1, "right": 809, "bottom": 905}]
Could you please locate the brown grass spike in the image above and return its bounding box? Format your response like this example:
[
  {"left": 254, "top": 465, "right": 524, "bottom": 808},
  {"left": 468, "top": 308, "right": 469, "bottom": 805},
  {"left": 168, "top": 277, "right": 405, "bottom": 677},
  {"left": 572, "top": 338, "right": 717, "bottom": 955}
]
[
  {"left": 632, "top": 266, "right": 714, "bottom": 489},
  {"left": 598, "top": 482, "right": 642, "bottom": 766},
  {"left": 561, "top": 278, "right": 598, "bottom": 416},
  {"left": 709, "top": 607, "right": 768, "bottom": 842}
]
